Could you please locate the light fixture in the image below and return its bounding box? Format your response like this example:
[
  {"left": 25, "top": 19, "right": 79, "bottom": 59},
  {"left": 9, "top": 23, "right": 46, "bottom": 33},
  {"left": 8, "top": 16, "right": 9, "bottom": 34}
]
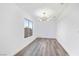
[{"left": 36, "top": 8, "right": 54, "bottom": 21}]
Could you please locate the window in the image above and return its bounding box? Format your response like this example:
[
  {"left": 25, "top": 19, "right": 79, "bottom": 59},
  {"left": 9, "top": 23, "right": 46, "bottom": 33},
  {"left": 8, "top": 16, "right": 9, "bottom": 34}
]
[
  {"left": 24, "top": 18, "right": 33, "bottom": 29},
  {"left": 24, "top": 18, "right": 33, "bottom": 38}
]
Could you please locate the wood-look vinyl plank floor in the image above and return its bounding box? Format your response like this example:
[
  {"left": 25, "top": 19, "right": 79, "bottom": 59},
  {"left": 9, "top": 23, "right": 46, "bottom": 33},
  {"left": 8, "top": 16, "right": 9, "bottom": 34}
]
[{"left": 15, "top": 38, "right": 69, "bottom": 56}]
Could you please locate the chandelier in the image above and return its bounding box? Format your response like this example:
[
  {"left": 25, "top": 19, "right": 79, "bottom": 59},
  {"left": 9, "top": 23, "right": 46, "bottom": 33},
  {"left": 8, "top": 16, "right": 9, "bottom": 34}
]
[{"left": 36, "top": 8, "right": 54, "bottom": 21}]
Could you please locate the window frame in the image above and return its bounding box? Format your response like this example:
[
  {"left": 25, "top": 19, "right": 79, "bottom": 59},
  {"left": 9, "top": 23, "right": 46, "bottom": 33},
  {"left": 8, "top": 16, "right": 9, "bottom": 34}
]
[{"left": 24, "top": 18, "right": 33, "bottom": 38}]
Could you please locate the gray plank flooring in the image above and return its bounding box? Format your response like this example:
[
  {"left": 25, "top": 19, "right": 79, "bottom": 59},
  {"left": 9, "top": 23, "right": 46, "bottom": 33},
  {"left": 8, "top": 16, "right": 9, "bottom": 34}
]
[{"left": 15, "top": 38, "right": 69, "bottom": 56}]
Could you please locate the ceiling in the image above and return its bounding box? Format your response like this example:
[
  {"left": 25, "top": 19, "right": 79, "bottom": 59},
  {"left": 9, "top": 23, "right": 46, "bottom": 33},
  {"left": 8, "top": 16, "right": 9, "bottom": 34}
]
[{"left": 16, "top": 3, "right": 69, "bottom": 22}]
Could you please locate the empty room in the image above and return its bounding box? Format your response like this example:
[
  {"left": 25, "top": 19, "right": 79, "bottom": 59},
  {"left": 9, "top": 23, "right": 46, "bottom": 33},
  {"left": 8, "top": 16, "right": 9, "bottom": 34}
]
[{"left": 0, "top": 3, "right": 79, "bottom": 56}]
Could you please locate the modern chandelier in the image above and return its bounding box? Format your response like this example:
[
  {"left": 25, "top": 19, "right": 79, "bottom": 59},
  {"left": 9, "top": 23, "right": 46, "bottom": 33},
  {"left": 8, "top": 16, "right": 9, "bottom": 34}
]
[{"left": 36, "top": 8, "right": 54, "bottom": 21}]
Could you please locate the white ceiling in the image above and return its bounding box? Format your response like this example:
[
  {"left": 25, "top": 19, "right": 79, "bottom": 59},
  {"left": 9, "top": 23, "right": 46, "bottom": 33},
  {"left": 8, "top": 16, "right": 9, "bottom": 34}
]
[{"left": 16, "top": 3, "right": 69, "bottom": 21}]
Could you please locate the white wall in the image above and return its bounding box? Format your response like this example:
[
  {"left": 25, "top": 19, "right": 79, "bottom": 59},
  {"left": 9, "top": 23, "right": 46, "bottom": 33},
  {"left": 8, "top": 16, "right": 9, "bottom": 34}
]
[
  {"left": 36, "top": 20, "right": 57, "bottom": 38},
  {"left": 0, "top": 4, "right": 37, "bottom": 56},
  {"left": 57, "top": 4, "right": 79, "bottom": 56}
]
